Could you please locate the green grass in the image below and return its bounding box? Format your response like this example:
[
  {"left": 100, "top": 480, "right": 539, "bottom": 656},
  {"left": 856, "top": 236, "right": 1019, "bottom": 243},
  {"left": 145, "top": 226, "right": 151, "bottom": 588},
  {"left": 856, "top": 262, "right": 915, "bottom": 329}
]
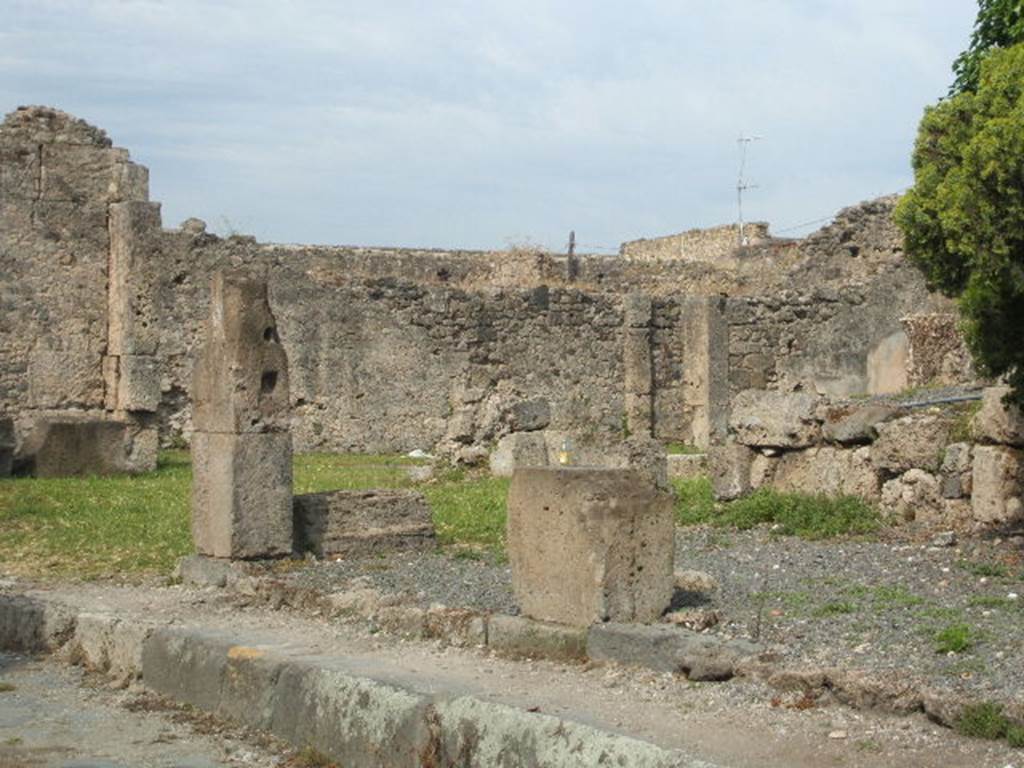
[
  {"left": 665, "top": 442, "right": 704, "bottom": 456},
  {"left": 814, "top": 600, "right": 858, "bottom": 617},
  {"left": 0, "top": 450, "right": 504, "bottom": 580},
  {"left": 958, "top": 560, "right": 1011, "bottom": 579},
  {"left": 967, "top": 595, "right": 1015, "bottom": 609},
  {"left": 0, "top": 682, "right": 15, "bottom": 693},
  {"left": 935, "top": 622, "right": 974, "bottom": 654},
  {"left": 871, "top": 585, "right": 925, "bottom": 609},
  {"left": 956, "top": 702, "right": 1011, "bottom": 740},
  {"left": 673, "top": 480, "right": 880, "bottom": 540}
]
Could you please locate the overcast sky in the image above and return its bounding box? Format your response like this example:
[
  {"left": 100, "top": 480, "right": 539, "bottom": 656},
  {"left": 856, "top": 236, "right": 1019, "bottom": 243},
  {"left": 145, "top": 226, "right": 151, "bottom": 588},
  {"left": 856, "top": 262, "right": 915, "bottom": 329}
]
[{"left": 2, "top": 1, "right": 977, "bottom": 251}]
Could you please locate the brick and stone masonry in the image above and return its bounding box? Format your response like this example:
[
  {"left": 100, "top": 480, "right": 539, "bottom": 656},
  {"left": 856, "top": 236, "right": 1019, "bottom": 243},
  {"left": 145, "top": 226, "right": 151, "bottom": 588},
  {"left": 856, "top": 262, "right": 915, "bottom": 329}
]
[
  {"left": 506, "top": 467, "right": 675, "bottom": 627},
  {"left": 190, "top": 270, "right": 293, "bottom": 559}
]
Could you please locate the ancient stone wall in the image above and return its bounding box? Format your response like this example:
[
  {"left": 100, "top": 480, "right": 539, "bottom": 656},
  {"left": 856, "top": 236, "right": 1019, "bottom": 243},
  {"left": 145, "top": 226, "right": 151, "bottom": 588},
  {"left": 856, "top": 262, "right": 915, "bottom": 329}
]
[
  {"left": 0, "top": 107, "right": 971, "bottom": 458},
  {"left": 620, "top": 222, "right": 770, "bottom": 262}
]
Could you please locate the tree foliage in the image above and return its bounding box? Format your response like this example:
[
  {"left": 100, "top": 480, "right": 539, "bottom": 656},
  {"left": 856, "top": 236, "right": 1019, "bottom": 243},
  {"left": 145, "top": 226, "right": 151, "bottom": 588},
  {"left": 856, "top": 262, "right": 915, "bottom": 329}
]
[
  {"left": 895, "top": 44, "right": 1024, "bottom": 401},
  {"left": 951, "top": 0, "right": 1024, "bottom": 94}
]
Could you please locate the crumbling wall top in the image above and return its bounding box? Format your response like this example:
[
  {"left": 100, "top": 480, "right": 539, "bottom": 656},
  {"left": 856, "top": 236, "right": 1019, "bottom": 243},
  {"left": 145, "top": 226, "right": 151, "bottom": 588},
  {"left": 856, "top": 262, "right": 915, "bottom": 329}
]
[{"left": 1, "top": 105, "right": 112, "bottom": 147}]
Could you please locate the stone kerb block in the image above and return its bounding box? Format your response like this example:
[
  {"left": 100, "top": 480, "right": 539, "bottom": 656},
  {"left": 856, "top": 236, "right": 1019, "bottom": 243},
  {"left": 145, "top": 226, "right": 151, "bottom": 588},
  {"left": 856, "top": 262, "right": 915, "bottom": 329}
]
[
  {"left": 293, "top": 489, "right": 436, "bottom": 557},
  {"left": 730, "top": 389, "right": 821, "bottom": 449},
  {"left": 192, "top": 270, "right": 291, "bottom": 435},
  {"left": 507, "top": 467, "right": 674, "bottom": 628},
  {"left": 191, "top": 270, "right": 293, "bottom": 560}
]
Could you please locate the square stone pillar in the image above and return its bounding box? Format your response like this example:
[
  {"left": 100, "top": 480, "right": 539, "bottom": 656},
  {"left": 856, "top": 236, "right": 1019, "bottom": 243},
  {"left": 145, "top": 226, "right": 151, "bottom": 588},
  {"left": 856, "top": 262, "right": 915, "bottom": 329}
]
[
  {"left": 190, "top": 270, "right": 293, "bottom": 559},
  {"left": 507, "top": 467, "right": 674, "bottom": 627}
]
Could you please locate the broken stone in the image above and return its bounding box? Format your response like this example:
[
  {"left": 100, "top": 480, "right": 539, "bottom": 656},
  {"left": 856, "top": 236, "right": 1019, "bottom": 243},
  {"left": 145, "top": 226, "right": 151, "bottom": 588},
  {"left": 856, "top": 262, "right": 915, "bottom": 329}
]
[
  {"left": 293, "top": 489, "right": 435, "bottom": 558},
  {"left": 507, "top": 467, "right": 674, "bottom": 627},
  {"left": 673, "top": 569, "right": 717, "bottom": 594},
  {"left": 872, "top": 413, "right": 952, "bottom": 474},
  {"left": 971, "top": 386, "right": 1024, "bottom": 446},
  {"left": 191, "top": 270, "right": 291, "bottom": 435},
  {"left": 822, "top": 404, "right": 897, "bottom": 445},
  {"left": 880, "top": 469, "right": 943, "bottom": 523},
  {"left": 507, "top": 399, "right": 551, "bottom": 432},
  {"left": 971, "top": 445, "right": 1024, "bottom": 525},
  {"left": 774, "top": 446, "right": 880, "bottom": 500},
  {"left": 730, "top": 389, "right": 821, "bottom": 448},
  {"left": 709, "top": 440, "right": 755, "bottom": 501}
]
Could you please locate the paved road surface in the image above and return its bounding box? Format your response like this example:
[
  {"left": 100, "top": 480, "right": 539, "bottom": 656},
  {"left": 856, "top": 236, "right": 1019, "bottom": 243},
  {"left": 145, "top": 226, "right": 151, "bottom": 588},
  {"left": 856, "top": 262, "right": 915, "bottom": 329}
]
[{"left": 0, "top": 653, "right": 283, "bottom": 768}]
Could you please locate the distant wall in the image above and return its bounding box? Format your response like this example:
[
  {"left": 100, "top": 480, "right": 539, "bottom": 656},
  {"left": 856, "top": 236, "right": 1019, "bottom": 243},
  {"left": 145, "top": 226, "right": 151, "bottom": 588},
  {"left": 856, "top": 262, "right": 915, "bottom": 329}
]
[{"left": 620, "top": 222, "right": 770, "bottom": 263}]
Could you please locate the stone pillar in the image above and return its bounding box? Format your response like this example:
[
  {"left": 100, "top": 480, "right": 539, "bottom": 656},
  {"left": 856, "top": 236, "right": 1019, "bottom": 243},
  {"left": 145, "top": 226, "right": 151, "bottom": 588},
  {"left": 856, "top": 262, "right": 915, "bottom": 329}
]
[
  {"left": 622, "top": 292, "right": 653, "bottom": 437},
  {"left": 191, "top": 270, "right": 293, "bottom": 559},
  {"left": 681, "top": 295, "right": 729, "bottom": 450},
  {"left": 507, "top": 467, "right": 674, "bottom": 627}
]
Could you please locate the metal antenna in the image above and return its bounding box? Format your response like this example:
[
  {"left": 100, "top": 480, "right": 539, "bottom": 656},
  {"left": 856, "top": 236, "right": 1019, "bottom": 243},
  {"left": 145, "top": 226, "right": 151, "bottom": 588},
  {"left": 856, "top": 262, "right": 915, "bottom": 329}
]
[{"left": 737, "top": 134, "right": 761, "bottom": 246}]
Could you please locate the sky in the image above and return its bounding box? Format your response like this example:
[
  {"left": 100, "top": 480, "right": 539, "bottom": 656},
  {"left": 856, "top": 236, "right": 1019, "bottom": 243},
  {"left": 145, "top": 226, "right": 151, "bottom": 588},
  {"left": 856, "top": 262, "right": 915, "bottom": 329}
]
[{"left": 1, "top": 1, "right": 978, "bottom": 251}]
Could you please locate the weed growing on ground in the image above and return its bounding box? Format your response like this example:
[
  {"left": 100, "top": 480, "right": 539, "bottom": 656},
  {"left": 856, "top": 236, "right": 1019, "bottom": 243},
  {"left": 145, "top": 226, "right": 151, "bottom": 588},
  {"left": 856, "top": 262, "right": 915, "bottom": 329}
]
[
  {"left": 871, "top": 585, "right": 924, "bottom": 609},
  {"left": 956, "top": 702, "right": 1010, "bottom": 740},
  {"left": 672, "top": 477, "right": 716, "bottom": 525},
  {"left": 813, "top": 601, "right": 857, "bottom": 617},
  {"left": 665, "top": 443, "right": 703, "bottom": 455},
  {"left": 0, "top": 683, "right": 15, "bottom": 693},
  {"left": 935, "top": 623, "right": 974, "bottom": 654},
  {"left": 967, "top": 595, "right": 1014, "bottom": 609},
  {"left": 1008, "top": 725, "right": 1024, "bottom": 748},
  {"left": 958, "top": 560, "right": 1010, "bottom": 579},
  {"left": 288, "top": 747, "right": 339, "bottom": 768}
]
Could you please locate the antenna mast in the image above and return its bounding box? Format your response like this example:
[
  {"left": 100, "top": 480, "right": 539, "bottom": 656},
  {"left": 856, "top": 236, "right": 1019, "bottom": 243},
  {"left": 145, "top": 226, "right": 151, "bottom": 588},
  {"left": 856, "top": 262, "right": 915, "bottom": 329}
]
[{"left": 737, "top": 134, "right": 761, "bottom": 246}]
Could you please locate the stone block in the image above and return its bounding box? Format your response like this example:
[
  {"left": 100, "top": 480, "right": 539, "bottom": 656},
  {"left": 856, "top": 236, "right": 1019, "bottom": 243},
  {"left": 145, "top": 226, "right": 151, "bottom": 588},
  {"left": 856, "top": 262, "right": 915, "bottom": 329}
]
[
  {"left": 25, "top": 418, "right": 156, "bottom": 477},
  {"left": 191, "top": 431, "right": 293, "bottom": 559},
  {"left": 506, "top": 467, "right": 674, "bottom": 627},
  {"left": 708, "top": 440, "right": 755, "bottom": 501},
  {"left": 107, "top": 202, "right": 163, "bottom": 356},
  {"left": 27, "top": 343, "right": 104, "bottom": 408},
  {"left": 822, "top": 404, "right": 897, "bottom": 445},
  {"left": 0, "top": 143, "right": 38, "bottom": 202},
  {"left": 487, "top": 614, "right": 587, "bottom": 661},
  {"left": 622, "top": 328, "right": 652, "bottom": 395},
  {"left": 666, "top": 453, "right": 707, "bottom": 481},
  {"left": 872, "top": 413, "right": 952, "bottom": 474},
  {"left": 880, "top": 469, "right": 943, "bottom": 523},
  {"left": 293, "top": 489, "right": 435, "bottom": 558},
  {"left": 192, "top": 270, "right": 291, "bottom": 434},
  {"left": 972, "top": 386, "right": 1024, "bottom": 446},
  {"left": 940, "top": 442, "right": 973, "bottom": 499},
  {"left": 774, "top": 446, "right": 881, "bottom": 500},
  {"left": 116, "top": 354, "right": 161, "bottom": 412},
  {"left": 730, "top": 389, "right": 821, "bottom": 448},
  {"left": 586, "top": 623, "right": 761, "bottom": 682},
  {"left": 971, "top": 445, "right": 1024, "bottom": 525},
  {"left": 0, "top": 417, "right": 12, "bottom": 477},
  {"left": 40, "top": 144, "right": 126, "bottom": 204},
  {"left": 506, "top": 399, "right": 550, "bottom": 432},
  {"left": 489, "top": 432, "right": 548, "bottom": 477}
]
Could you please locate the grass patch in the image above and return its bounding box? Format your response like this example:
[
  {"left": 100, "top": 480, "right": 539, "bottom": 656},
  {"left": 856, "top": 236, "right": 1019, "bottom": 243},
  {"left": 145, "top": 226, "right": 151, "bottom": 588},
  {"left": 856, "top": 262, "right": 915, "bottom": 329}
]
[
  {"left": 1008, "top": 725, "right": 1024, "bottom": 749},
  {"left": 422, "top": 471, "right": 509, "bottom": 554},
  {"left": 956, "top": 701, "right": 1010, "bottom": 740},
  {"left": 958, "top": 560, "right": 1010, "bottom": 579},
  {"left": 0, "top": 682, "right": 15, "bottom": 692},
  {"left": 871, "top": 585, "right": 925, "bottom": 609},
  {"left": 716, "top": 489, "right": 879, "bottom": 540},
  {"left": 1, "top": 451, "right": 508, "bottom": 579},
  {"left": 672, "top": 477, "right": 716, "bottom": 525},
  {"left": 935, "top": 622, "right": 974, "bottom": 654},
  {"left": 968, "top": 595, "right": 1014, "bottom": 609},
  {"left": 813, "top": 600, "right": 858, "bottom": 617},
  {"left": 673, "top": 483, "right": 880, "bottom": 540},
  {"left": 288, "top": 746, "right": 339, "bottom": 768}
]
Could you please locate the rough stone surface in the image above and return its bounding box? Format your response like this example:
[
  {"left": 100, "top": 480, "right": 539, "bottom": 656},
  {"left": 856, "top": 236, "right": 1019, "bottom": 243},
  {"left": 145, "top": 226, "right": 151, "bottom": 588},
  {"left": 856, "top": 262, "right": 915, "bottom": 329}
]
[
  {"left": 0, "top": 417, "right": 13, "bottom": 476},
  {"left": 506, "top": 467, "right": 674, "bottom": 627},
  {"left": 192, "top": 270, "right": 291, "bottom": 435},
  {"left": 587, "top": 623, "right": 762, "bottom": 682},
  {"left": 774, "top": 446, "right": 881, "bottom": 500},
  {"left": 489, "top": 431, "right": 549, "bottom": 477},
  {"left": 708, "top": 441, "right": 755, "bottom": 501},
  {"left": 872, "top": 413, "right": 952, "bottom": 474},
  {"left": 23, "top": 418, "right": 156, "bottom": 476},
  {"left": 666, "top": 453, "right": 707, "bottom": 481},
  {"left": 730, "top": 389, "right": 821, "bottom": 448},
  {"left": 822, "top": 404, "right": 897, "bottom": 445},
  {"left": 971, "top": 445, "right": 1024, "bottom": 524},
  {"left": 191, "top": 431, "right": 294, "bottom": 559},
  {"left": 293, "top": 489, "right": 436, "bottom": 558},
  {"left": 880, "top": 469, "right": 943, "bottom": 523},
  {"left": 971, "top": 386, "right": 1024, "bottom": 446},
  {"left": 487, "top": 614, "right": 587, "bottom": 661},
  {"left": 939, "top": 442, "right": 973, "bottom": 499}
]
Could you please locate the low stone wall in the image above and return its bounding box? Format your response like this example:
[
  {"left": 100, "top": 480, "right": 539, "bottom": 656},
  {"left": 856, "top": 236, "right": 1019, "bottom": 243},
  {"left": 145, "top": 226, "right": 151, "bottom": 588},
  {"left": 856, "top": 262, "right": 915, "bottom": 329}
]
[{"left": 710, "top": 386, "right": 1023, "bottom": 529}]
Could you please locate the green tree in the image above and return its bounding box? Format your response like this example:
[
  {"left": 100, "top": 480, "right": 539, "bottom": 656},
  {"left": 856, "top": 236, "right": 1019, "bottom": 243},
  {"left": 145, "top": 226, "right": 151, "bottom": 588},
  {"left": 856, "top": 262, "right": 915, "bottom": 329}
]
[
  {"left": 895, "top": 43, "right": 1024, "bottom": 402},
  {"left": 951, "top": 0, "right": 1024, "bottom": 94}
]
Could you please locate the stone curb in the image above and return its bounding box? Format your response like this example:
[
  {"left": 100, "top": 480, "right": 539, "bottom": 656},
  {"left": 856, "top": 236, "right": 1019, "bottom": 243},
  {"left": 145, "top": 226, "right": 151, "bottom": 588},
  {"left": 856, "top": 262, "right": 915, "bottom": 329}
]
[
  {"left": 177, "top": 565, "right": 1024, "bottom": 733},
  {"left": 0, "top": 592, "right": 715, "bottom": 768}
]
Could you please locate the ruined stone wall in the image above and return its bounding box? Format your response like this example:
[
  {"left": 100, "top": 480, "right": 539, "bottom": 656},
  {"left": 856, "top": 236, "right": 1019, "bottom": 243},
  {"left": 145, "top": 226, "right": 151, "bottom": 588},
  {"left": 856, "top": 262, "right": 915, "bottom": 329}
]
[
  {"left": 0, "top": 107, "right": 152, "bottom": 447},
  {"left": 620, "top": 222, "right": 770, "bottom": 262}
]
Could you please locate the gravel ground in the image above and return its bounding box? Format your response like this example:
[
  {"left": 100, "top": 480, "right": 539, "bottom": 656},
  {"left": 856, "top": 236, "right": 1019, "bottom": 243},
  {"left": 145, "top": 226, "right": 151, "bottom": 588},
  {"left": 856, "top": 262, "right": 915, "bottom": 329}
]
[{"left": 277, "top": 525, "right": 1024, "bottom": 702}]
